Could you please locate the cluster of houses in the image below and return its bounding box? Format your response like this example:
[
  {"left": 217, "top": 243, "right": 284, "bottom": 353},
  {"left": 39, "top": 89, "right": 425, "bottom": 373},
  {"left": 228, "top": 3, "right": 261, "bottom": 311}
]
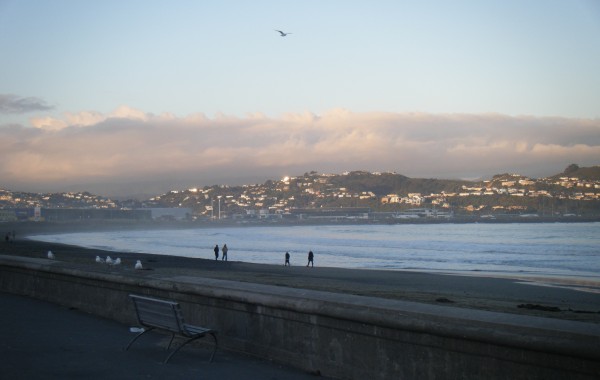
[
  {"left": 381, "top": 175, "right": 600, "bottom": 209},
  {"left": 0, "top": 189, "right": 118, "bottom": 210}
]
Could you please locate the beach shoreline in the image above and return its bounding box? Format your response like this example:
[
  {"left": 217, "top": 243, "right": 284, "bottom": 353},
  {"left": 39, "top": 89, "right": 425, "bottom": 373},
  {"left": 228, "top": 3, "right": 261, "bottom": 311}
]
[
  {"left": 1, "top": 224, "right": 599, "bottom": 324},
  {"left": 18, "top": 220, "right": 600, "bottom": 288}
]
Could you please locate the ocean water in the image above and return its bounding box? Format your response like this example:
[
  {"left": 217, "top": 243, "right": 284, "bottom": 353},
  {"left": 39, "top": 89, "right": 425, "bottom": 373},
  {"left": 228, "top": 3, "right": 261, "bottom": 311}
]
[{"left": 29, "top": 222, "right": 600, "bottom": 280}]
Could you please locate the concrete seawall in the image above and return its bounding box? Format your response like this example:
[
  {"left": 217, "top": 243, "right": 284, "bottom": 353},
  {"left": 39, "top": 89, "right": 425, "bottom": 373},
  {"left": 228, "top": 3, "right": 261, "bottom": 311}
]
[{"left": 1, "top": 255, "right": 599, "bottom": 380}]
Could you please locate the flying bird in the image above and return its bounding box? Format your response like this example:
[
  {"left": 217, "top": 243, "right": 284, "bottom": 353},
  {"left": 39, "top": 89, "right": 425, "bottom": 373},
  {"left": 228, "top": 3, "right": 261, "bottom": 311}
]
[{"left": 275, "top": 30, "right": 292, "bottom": 37}]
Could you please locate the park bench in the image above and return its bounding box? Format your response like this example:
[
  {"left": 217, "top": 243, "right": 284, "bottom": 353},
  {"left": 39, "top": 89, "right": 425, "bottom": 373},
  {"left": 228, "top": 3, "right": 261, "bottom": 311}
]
[{"left": 125, "top": 294, "right": 218, "bottom": 364}]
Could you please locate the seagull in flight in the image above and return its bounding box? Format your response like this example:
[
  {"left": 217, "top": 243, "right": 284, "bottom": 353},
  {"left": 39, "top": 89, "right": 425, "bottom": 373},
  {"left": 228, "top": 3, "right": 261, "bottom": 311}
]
[{"left": 275, "top": 30, "right": 292, "bottom": 37}]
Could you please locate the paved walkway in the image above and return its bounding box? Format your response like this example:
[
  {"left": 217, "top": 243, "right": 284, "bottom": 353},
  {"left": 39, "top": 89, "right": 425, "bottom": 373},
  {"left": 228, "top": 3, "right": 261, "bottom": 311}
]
[{"left": 0, "top": 292, "right": 322, "bottom": 380}]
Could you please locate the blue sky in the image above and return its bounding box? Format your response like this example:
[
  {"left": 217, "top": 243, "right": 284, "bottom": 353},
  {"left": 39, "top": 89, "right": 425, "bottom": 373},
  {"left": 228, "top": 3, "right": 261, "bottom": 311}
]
[{"left": 1, "top": 1, "right": 599, "bottom": 196}]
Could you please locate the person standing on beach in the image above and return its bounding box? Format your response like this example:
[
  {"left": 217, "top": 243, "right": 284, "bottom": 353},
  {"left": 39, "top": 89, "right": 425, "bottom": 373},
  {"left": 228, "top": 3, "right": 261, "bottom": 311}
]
[
  {"left": 307, "top": 250, "right": 314, "bottom": 267},
  {"left": 285, "top": 251, "right": 290, "bottom": 266},
  {"left": 214, "top": 244, "right": 219, "bottom": 260},
  {"left": 222, "top": 244, "right": 228, "bottom": 261}
]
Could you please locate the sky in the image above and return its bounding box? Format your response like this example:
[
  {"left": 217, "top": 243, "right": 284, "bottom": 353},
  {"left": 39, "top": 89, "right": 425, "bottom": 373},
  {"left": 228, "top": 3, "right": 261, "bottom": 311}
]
[{"left": 1, "top": 0, "right": 599, "bottom": 198}]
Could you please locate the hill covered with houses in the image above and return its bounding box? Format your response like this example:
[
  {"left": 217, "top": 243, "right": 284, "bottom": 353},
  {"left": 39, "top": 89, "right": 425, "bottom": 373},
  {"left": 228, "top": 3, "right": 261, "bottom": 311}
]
[
  {"left": 148, "top": 164, "right": 600, "bottom": 219},
  {"left": 1, "top": 165, "right": 599, "bottom": 222}
]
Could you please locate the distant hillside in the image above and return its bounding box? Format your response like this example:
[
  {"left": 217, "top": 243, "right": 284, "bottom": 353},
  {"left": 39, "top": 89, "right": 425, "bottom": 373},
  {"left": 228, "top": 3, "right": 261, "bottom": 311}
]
[
  {"left": 551, "top": 164, "right": 600, "bottom": 180},
  {"left": 328, "top": 171, "right": 469, "bottom": 196},
  {"left": 2, "top": 165, "right": 598, "bottom": 217}
]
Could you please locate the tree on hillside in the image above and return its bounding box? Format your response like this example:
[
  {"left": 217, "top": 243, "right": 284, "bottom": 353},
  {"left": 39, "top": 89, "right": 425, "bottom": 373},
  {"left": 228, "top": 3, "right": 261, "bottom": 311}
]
[{"left": 564, "top": 164, "right": 580, "bottom": 174}]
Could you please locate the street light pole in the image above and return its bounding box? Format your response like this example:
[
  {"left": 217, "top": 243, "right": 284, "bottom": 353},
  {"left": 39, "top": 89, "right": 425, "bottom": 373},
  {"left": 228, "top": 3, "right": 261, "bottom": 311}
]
[{"left": 218, "top": 196, "right": 221, "bottom": 220}]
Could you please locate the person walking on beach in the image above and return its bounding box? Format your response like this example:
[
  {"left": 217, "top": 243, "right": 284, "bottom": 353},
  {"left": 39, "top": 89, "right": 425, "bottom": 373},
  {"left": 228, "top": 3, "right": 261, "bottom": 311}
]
[
  {"left": 214, "top": 244, "right": 219, "bottom": 260},
  {"left": 222, "top": 244, "right": 228, "bottom": 261},
  {"left": 307, "top": 250, "right": 314, "bottom": 267},
  {"left": 285, "top": 251, "right": 290, "bottom": 266}
]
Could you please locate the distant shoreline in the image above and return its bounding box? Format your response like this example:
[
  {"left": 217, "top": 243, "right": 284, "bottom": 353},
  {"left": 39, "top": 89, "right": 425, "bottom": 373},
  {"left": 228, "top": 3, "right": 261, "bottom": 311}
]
[{"left": 3, "top": 215, "right": 599, "bottom": 239}]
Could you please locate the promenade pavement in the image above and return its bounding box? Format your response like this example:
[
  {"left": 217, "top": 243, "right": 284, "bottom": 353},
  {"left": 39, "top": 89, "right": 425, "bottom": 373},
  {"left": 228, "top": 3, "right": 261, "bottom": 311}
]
[{"left": 1, "top": 292, "right": 321, "bottom": 380}]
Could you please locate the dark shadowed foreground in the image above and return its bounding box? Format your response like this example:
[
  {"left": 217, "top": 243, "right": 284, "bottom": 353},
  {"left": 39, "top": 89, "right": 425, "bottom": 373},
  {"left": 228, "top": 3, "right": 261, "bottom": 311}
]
[{"left": 0, "top": 292, "right": 322, "bottom": 379}]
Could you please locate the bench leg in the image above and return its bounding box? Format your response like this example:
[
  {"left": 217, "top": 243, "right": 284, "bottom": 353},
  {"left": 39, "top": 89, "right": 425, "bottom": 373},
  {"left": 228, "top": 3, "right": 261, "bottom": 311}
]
[
  {"left": 208, "top": 333, "right": 218, "bottom": 363},
  {"left": 166, "top": 333, "right": 176, "bottom": 350},
  {"left": 125, "top": 327, "right": 155, "bottom": 351},
  {"left": 163, "top": 333, "right": 218, "bottom": 364}
]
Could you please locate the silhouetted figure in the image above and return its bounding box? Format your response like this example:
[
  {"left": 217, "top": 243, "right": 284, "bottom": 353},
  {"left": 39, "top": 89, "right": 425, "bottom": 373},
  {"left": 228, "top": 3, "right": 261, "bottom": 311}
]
[
  {"left": 214, "top": 244, "right": 219, "bottom": 260},
  {"left": 307, "top": 250, "right": 314, "bottom": 267},
  {"left": 222, "top": 244, "right": 228, "bottom": 261},
  {"left": 285, "top": 252, "right": 290, "bottom": 266}
]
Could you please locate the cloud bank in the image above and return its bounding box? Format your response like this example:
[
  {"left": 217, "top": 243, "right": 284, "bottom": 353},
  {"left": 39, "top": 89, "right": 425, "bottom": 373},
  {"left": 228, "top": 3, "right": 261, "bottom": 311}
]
[{"left": 1, "top": 107, "right": 599, "bottom": 195}]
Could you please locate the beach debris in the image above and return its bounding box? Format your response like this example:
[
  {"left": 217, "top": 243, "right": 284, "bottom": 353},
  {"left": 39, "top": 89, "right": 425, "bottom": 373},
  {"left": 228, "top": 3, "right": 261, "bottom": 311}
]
[
  {"left": 95, "top": 255, "right": 104, "bottom": 264},
  {"left": 47, "top": 250, "right": 55, "bottom": 259},
  {"left": 129, "top": 327, "right": 145, "bottom": 333},
  {"left": 517, "top": 303, "right": 561, "bottom": 312},
  {"left": 134, "top": 260, "right": 143, "bottom": 270},
  {"left": 105, "top": 256, "right": 114, "bottom": 265},
  {"left": 113, "top": 258, "right": 121, "bottom": 266},
  {"left": 567, "top": 308, "right": 600, "bottom": 314}
]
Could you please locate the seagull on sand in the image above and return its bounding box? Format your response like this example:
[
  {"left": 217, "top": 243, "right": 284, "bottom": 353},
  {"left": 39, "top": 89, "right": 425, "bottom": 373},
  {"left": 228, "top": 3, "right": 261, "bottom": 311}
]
[
  {"left": 47, "top": 250, "right": 54, "bottom": 259},
  {"left": 105, "top": 256, "right": 113, "bottom": 265},
  {"left": 113, "top": 258, "right": 121, "bottom": 266},
  {"left": 95, "top": 255, "right": 104, "bottom": 263},
  {"left": 134, "top": 260, "right": 143, "bottom": 270},
  {"left": 275, "top": 30, "right": 292, "bottom": 37}
]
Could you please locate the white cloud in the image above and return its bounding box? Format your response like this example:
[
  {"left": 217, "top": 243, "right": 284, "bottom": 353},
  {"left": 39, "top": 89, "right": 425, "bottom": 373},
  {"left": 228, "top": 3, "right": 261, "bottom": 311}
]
[
  {"left": 29, "top": 116, "right": 68, "bottom": 130},
  {"left": 30, "top": 106, "right": 150, "bottom": 130},
  {"left": 111, "top": 106, "right": 149, "bottom": 120},
  {"left": 2, "top": 107, "right": 599, "bottom": 194}
]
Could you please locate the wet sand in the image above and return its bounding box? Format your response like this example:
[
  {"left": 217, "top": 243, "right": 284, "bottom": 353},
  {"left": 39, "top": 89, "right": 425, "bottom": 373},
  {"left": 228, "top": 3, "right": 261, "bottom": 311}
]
[{"left": 2, "top": 222, "right": 600, "bottom": 324}]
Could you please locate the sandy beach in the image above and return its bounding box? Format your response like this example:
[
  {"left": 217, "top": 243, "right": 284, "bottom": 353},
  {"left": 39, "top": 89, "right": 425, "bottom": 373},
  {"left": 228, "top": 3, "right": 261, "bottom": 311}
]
[{"left": 2, "top": 221, "right": 600, "bottom": 324}]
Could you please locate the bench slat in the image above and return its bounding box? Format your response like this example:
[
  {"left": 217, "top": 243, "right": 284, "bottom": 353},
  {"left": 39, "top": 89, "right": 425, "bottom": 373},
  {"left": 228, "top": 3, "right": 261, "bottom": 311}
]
[
  {"left": 182, "top": 324, "right": 214, "bottom": 337},
  {"left": 135, "top": 307, "right": 180, "bottom": 332}
]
